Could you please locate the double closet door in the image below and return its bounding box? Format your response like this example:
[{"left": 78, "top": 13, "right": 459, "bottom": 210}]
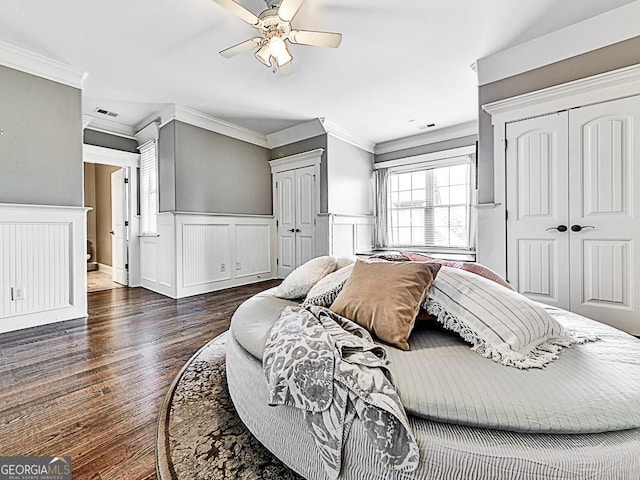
[
  {"left": 506, "top": 95, "right": 640, "bottom": 334},
  {"left": 274, "top": 165, "right": 317, "bottom": 278}
]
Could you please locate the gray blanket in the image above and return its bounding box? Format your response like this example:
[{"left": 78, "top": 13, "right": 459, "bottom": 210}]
[{"left": 263, "top": 305, "right": 418, "bottom": 479}]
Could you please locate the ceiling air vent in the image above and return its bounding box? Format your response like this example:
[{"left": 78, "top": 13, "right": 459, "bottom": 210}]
[
  {"left": 94, "top": 107, "right": 119, "bottom": 118},
  {"left": 417, "top": 123, "right": 436, "bottom": 130}
]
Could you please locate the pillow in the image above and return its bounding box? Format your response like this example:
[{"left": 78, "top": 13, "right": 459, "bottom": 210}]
[
  {"left": 275, "top": 256, "right": 338, "bottom": 299},
  {"left": 330, "top": 260, "right": 441, "bottom": 350},
  {"left": 303, "top": 263, "right": 355, "bottom": 307},
  {"left": 401, "top": 252, "right": 514, "bottom": 290},
  {"left": 335, "top": 255, "right": 357, "bottom": 269},
  {"left": 425, "top": 266, "right": 590, "bottom": 369}
]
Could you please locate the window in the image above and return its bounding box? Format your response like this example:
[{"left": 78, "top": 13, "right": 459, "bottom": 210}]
[
  {"left": 139, "top": 140, "right": 158, "bottom": 235},
  {"left": 380, "top": 154, "right": 475, "bottom": 251}
]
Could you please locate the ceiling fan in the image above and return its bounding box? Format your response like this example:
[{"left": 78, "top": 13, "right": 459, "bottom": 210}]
[{"left": 211, "top": 0, "right": 342, "bottom": 72}]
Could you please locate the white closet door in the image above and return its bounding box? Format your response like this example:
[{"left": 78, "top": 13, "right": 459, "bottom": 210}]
[
  {"left": 275, "top": 170, "right": 296, "bottom": 278},
  {"left": 295, "top": 165, "right": 317, "bottom": 267},
  {"left": 506, "top": 112, "right": 570, "bottom": 308},
  {"left": 568, "top": 95, "right": 640, "bottom": 333}
]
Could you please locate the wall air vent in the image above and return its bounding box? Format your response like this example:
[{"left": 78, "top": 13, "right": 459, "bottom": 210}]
[{"left": 94, "top": 107, "right": 119, "bottom": 118}]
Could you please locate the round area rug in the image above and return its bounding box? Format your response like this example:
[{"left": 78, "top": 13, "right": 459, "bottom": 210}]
[{"left": 156, "top": 332, "right": 304, "bottom": 480}]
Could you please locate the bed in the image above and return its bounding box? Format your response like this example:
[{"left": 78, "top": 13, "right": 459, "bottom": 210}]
[{"left": 226, "top": 259, "right": 640, "bottom": 480}]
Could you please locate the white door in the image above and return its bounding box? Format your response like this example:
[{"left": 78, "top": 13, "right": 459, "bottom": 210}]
[
  {"left": 274, "top": 165, "right": 317, "bottom": 278},
  {"left": 275, "top": 170, "right": 296, "bottom": 278},
  {"left": 568, "top": 96, "right": 640, "bottom": 333},
  {"left": 111, "top": 168, "right": 128, "bottom": 285},
  {"left": 295, "top": 165, "right": 316, "bottom": 267},
  {"left": 506, "top": 111, "right": 570, "bottom": 309}
]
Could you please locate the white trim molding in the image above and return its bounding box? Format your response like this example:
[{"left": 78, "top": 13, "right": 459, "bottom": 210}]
[
  {"left": 321, "top": 119, "right": 375, "bottom": 153},
  {"left": 476, "top": 2, "right": 640, "bottom": 86},
  {"left": 0, "top": 40, "right": 88, "bottom": 89},
  {"left": 84, "top": 116, "right": 137, "bottom": 139},
  {"left": 374, "top": 145, "right": 476, "bottom": 170},
  {"left": 149, "top": 104, "right": 269, "bottom": 148},
  {"left": 266, "top": 119, "right": 326, "bottom": 148},
  {"left": 483, "top": 63, "right": 640, "bottom": 120},
  {"left": 83, "top": 144, "right": 140, "bottom": 168},
  {"left": 375, "top": 121, "right": 478, "bottom": 155},
  {"left": 269, "top": 148, "right": 324, "bottom": 173}
]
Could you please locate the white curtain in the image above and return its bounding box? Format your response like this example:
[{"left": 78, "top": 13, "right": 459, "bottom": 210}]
[{"left": 374, "top": 168, "right": 389, "bottom": 248}]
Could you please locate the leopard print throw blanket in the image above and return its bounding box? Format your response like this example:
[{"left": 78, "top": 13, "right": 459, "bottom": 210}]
[{"left": 263, "top": 305, "right": 419, "bottom": 479}]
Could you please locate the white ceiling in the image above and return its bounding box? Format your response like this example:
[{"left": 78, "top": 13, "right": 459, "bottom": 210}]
[{"left": 0, "top": 0, "right": 635, "bottom": 144}]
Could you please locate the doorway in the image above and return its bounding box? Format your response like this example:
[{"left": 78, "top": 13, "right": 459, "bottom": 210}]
[{"left": 83, "top": 145, "right": 141, "bottom": 292}]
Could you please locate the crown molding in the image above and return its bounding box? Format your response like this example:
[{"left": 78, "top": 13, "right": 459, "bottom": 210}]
[
  {"left": 84, "top": 115, "right": 137, "bottom": 139},
  {"left": 374, "top": 120, "right": 478, "bottom": 155},
  {"left": 153, "top": 105, "right": 269, "bottom": 148},
  {"left": 0, "top": 40, "right": 87, "bottom": 89},
  {"left": 265, "top": 119, "right": 326, "bottom": 148},
  {"left": 482, "top": 63, "right": 640, "bottom": 119},
  {"left": 476, "top": 2, "right": 640, "bottom": 86},
  {"left": 320, "top": 119, "right": 375, "bottom": 153}
]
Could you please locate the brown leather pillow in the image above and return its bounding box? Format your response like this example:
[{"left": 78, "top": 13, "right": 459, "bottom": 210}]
[{"left": 330, "top": 260, "right": 441, "bottom": 350}]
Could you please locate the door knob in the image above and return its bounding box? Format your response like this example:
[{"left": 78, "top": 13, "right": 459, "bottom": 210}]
[
  {"left": 571, "top": 225, "right": 595, "bottom": 232},
  {"left": 110, "top": 230, "right": 115, "bottom": 235},
  {"left": 546, "top": 225, "right": 568, "bottom": 232},
  {"left": 295, "top": 228, "right": 301, "bottom": 233},
  {"left": 287, "top": 228, "right": 295, "bottom": 233}
]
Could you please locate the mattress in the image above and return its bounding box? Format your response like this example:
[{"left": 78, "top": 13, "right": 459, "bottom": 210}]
[
  {"left": 227, "top": 332, "right": 640, "bottom": 480},
  {"left": 229, "top": 288, "right": 640, "bottom": 433}
]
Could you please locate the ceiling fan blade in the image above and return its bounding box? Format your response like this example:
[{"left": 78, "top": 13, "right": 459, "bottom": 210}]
[
  {"left": 210, "top": 0, "right": 259, "bottom": 26},
  {"left": 289, "top": 30, "right": 342, "bottom": 48},
  {"left": 219, "top": 38, "right": 262, "bottom": 58},
  {"left": 277, "top": 0, "right": 304, "bottom": 22}
]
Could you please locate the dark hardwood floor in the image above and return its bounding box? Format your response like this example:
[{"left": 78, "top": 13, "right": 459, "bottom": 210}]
[{"left": 0, "top": 280, "right": 280, "bottom": 480}]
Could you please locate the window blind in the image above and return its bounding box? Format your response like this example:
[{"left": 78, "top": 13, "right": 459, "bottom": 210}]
[{"left": 139, "top": 141, "right": 158, "bottom": 235}]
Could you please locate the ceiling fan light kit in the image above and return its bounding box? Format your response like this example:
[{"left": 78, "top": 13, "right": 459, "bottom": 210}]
[{"left": 212, "top": 0, "right": 342, "bottom": 73}]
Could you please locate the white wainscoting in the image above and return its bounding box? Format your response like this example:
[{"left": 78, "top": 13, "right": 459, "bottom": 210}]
[
  {"left": 328, "top": 214, "right": 375, "bottom": 256},
  {"left": 140, "top": 212, "right": 275, "bottom": 299},
  {"left": 0, "top": 204, "right": 88, "bottom": 334}
]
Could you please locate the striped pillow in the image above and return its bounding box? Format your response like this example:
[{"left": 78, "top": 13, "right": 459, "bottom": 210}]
[{"left": 425, "top": 267, "right": 588, "bottom": 369}]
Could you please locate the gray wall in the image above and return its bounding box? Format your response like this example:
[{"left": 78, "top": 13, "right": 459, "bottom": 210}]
[
  {"left": 0, "top": 65, "right": 83, "bottom": 206},
  {"left": 84, "top": 129, "right": 138, "bottom": 153},
  {"left": 374, "top": 135, "right": 477, "bottom": 164},
  {"left": 478, "top": 35, "right": 640, "bottom": 203},
  {"left": 158, "top": 122, "right": 177, "bottom": 212},
  {"left": 327, "top": 136, "right": 374, "bottom": 216},
  {"left": 271, "top": 134, "right": 329, "bottom": 212},
  {"left": 158, "top": 121, "right": 272, "bottom": 215}
]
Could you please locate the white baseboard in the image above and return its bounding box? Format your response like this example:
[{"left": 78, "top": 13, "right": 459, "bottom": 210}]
[{"left": 98, "top": 263, "right": 113, "bottom": 276}]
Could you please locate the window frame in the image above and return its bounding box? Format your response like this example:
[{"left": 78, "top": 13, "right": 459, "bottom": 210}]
[{"left": 376, "top": 147, "right": 477, "bottom": 255}]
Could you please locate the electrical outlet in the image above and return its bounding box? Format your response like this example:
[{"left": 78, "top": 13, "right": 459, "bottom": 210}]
[
  {"left": 236, "top": 261, "right": 242, "bottom": 270},
  {"left": 11, "top": 286, "right": 25, "bottom": 301},
  {"left": 220, "top": 263, "right": 226, "bottom": 272}
]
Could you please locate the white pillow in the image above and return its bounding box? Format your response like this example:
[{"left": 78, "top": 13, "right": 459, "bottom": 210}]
[
  {"left": 275, "top": 256, "right": 338, "bottom": 299},
  {"left": 335, "top": 255, "right": 357, "bottom": 270},
  {"left": 426, "top": 267, "right": 593, "bottom": 369},
  {"left": 303, "top": 263, "right": 355, "bottom": 307}
]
